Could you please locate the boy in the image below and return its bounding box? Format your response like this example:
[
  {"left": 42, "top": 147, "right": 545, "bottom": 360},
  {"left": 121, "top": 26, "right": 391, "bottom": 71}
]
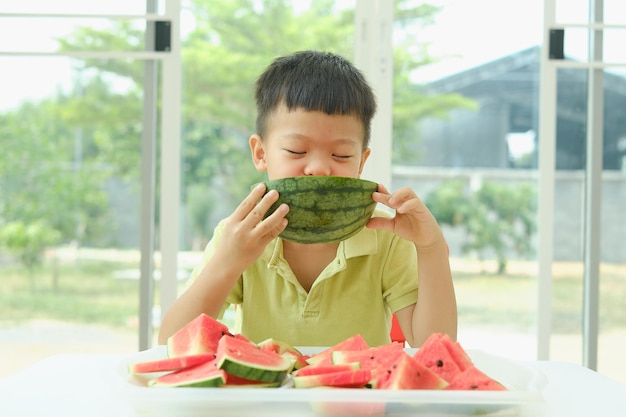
[{"left": 158, "top": 50, "right": 457, "bottom": 347}]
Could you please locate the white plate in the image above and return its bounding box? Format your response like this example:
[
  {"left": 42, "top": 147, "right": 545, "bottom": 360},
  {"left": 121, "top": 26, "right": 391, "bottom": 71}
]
[{"left": 111, "top": 346, "right": 547, "bottom": 417}]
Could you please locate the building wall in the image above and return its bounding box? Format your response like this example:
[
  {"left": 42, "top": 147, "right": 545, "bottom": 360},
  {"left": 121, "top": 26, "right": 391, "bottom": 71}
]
[{"left": 392, "top": 166, "right": 626, "bottom": 263}]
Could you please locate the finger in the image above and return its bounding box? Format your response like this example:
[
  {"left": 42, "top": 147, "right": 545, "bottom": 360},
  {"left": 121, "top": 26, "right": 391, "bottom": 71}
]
[
  {"left": 253, "top": 205, "right": 289, "bottom": 239},
  {"left": 377, "top": 183, "right": 391, "bottom": 194},
  {"left": 232, "top": 183, "right": 268, "bottom": 221},
  {"left": 242, "top": 189, "right": 283, "bottom": 228},
  {"left": 366, "top": 216, "right": 393, "bottom": 232}
]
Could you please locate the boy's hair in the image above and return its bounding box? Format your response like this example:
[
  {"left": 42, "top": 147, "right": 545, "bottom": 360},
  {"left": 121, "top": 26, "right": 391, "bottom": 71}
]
[{"left": 255, "top": 50, "right": 377, "bottom": 148}]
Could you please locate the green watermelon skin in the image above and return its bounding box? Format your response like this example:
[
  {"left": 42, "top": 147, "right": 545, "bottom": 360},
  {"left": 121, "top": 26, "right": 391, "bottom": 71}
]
[
  {"left": 128, "top": 353, "right": 215, "bottom": 374},
  {"left": 263, "top": 176, "right": 378, "bottom": 244},
  {"left": 148, "top": 358, "right": 226, "bottom": 388},
  {"left": 378, "top": 353, "right": 449, "bottom": 390},
  {"left": 166, "top": 313, "right": 231, "bottom": 357},
  {"left": 216, "top": 334, "right": 293, "bottom": 383}
]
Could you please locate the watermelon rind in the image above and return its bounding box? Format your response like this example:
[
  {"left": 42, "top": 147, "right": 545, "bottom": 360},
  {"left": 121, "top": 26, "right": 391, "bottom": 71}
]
[
  {"left": 263, "top": 176, "right": 378, "bottom": 244},
  {"left": 217, "top": 336, "right": 293, "bottom": 383},
  {"left": 218, "top": 355, "right": 291, "bottom": 383},
  {"left": 148, "top": 359, "right": 226, "bottom": 388}
]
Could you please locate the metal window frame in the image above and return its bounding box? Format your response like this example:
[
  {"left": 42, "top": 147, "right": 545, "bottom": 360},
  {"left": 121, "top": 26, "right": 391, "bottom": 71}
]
[{"left": 539, "top": 0, "right": 625, "bottom": 369}]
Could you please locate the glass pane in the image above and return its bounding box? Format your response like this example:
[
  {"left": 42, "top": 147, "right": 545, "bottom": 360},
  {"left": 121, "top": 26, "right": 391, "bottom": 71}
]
[
  {"left": 0, "top": 17, "right": 147, "bottom": 53},
  {"left": 550, "top": 65, "right": 626, "bottom": 385},
  {"left": 604, "top": 28, "right": 626, "bottom": 63},
  {"left": 1, "top": 0, "right": 149, "bottom": 14},
  {"left": 0, "top": 51, "right": 147, "bottom": 378},
  {"left": 555, "top": 0, "right": 589, "bottom": 24},
  {"left": 396, "top": 0, "right": 542, "bottom": 361},
  {"left": 605, "top": 0, "right": 626, "bottom": 25}
]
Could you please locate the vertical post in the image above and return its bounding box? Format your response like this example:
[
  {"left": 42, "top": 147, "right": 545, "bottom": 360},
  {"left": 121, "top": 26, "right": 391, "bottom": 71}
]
[
  {"left": 537, "top": 0, "right": 558, "bottom": 361},
  {"left": 138, "top": 0, "right": 158, "bottom": 351},
  {"left": 354, "top": 0, "right": 394, "bottom": 188},
  {"left": 159, "top": 0, "right": 182, "bottom": 325},
  {"left": 582, "top": 0, "right": 604, "bottom": 371}
]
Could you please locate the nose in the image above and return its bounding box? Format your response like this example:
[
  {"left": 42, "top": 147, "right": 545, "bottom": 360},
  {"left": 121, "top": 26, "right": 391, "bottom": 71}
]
[{"left": 303, "top": 159, "right": 332, "bottom": 176}]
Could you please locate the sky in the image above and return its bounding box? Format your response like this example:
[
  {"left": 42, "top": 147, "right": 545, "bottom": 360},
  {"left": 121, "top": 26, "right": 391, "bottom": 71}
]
[{"left": 0, "top": 0, "right": 623, "bottom": 112}]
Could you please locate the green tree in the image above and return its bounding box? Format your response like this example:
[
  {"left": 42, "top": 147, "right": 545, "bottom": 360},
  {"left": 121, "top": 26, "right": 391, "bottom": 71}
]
[
  {"left": 18, "top": 0, "right": 475, "bottom": 249},
  {"left": 426, "top": 180, "right": 536, "bottom": 274},
  {"left": 0, "top": 221, "right": 62, "bottom": 289},
  {"left": 0, "top": 101, "right": 110, "bottom": 247}
]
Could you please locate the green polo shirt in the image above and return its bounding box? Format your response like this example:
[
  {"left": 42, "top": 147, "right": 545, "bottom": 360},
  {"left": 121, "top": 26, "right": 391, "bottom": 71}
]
[{"left": 186, "top": 209, "right": 418, "bottom": 347}]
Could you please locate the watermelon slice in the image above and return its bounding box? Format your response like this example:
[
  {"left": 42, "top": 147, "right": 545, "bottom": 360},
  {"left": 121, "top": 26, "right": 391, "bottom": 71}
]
[
  {"left": 128, "top": 353, "right": 215, "bottom": 374},
  {"left": 306, "top": 333, "right": 369, "bottom": 366},
  {"left": 293, "top": 362, "right": 361, "bottom": 377},
  {"left": 257, "top": 337, "right": 302, "bottom": 356},
  {"left": 216, "top": 334, "right": 293, "bottom": 383},
  {"left": 413, "top": 333, "right": 473, "bottom": 383},
  {"left": 223, "top": 374, "right": 283, "bottom": 388},
  {"left": 167, "top": 313, "right": 232, "bottom": 357},
  {"left": 445, "top": 366, "right": 507, "bottom": 391},
  {"left": 331, "top": 343, "right": 405, "bottom": 387},
  {"left": 377, "top": 353, "right": 449, "bottom": 390},
  {"left": 148, "top": 358, "right": 226, "bottom": 388},
  {"left": 293, "top": 369, "right": 372, "bottom": 388}
]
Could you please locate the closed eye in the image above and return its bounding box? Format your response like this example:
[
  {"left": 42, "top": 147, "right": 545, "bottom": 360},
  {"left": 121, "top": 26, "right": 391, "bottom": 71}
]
[
  {"left": 285, "top": 149, "right": 305, "bottom": 155},
  {"left": 333, "top": 154, "right": 353, "bottom": 159}
]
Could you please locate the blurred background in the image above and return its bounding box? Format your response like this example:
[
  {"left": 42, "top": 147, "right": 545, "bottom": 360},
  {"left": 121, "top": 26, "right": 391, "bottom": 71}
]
[{"left": 1, "top": 0, "right": 624, "bottom": 384}]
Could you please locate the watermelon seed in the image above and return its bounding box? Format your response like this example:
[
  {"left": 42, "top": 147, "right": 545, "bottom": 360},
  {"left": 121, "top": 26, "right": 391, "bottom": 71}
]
[{"left": 436, "top": 360, "right": 444, "bottom": 367}]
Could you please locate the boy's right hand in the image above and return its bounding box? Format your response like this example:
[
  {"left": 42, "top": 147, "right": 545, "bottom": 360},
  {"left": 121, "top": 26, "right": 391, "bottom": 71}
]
[{"left": 215, "top": 183, "right": 289, "bottom": 271}]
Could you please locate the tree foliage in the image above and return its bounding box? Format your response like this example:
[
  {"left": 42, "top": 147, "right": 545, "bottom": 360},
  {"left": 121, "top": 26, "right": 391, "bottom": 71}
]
[
  {"left": 426, "top": 180, "right": 537, "bottom": 274},
  {"left": 1, "top": 0, "right": 476, "bottom": 253}
]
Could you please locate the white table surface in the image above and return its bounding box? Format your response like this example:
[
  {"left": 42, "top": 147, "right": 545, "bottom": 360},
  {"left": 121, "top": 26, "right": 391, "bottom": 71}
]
[{"left": 1, "top": 352, "right": 625, "bottom": 417}]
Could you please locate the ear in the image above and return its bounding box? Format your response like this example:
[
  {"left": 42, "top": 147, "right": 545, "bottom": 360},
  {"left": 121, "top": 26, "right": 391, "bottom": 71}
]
[
  {"left": 249, "top": 134, "right": 267, "bottom": 171},
  {"left": 357, "top": 147, "right": 371, "bottom": 176}
]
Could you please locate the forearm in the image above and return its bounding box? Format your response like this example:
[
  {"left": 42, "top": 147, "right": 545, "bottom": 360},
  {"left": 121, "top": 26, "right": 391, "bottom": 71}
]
[
  {"left": 411, "top": 237, "right": 457, "bottom": 346},
  {"left": 157, "top": 255, "right": 242, "bottom": 344}
]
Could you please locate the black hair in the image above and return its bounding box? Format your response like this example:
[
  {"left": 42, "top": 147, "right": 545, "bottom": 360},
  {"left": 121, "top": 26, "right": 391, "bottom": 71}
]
[{"left": 255, "top": 50, "right": 377, "bottom": 148}]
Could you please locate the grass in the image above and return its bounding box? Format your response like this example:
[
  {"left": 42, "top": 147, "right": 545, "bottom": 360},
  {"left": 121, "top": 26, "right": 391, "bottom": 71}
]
[{"left": 1, "top": 255, "right": 625, "bottom": 335}]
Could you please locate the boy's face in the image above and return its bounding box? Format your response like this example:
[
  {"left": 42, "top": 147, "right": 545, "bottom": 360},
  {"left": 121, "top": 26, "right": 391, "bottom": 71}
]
[{"left": 250, "top": 104, "right": 371, "bottom": 180}]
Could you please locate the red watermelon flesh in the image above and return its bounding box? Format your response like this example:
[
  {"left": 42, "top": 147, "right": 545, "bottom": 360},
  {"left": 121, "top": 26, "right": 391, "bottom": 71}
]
[
  {"left": 446, "top": 365, "right": 507, "bottom": 390},
  {"left": 306, "top": 333, "right": 369, "bottom": 366},
  {"left": 378, "top": 353, "right": 449, "bottom": 390},
  {"left": 413, "top": 333, "right": 473, "bottom": 383},
  {"left": 166, "top": 313, "right": 232, "bottom": 357},
  {"left": 128, "top": 353, "right": 215, "bottom": 374},
  {"left": 331, "top": 343, "right": 405, "bottom": 386},
  {"left": 223, "top": 374, "right": 282, "bottom": 387},
  {"left": 293, "top": 369, "right": 372, "bottom": 388},
  {"left": 294, "top": 362, "right": 361, "bottom": 377},
  {"left": 148, "top": 357, "right": 226, "bottom": 388}
]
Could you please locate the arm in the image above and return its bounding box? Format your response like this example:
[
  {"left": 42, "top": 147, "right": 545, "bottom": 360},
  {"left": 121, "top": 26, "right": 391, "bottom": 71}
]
[
  {"left": 157, "top": 184, "right": 289, "bottom": 344},
  {"left": 367, "top": 185, "right": 457, "bottom": 347}
]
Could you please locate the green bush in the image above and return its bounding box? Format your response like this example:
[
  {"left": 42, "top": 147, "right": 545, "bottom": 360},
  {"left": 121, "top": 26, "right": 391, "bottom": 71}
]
[{"left": 426, "top": 180, "right": 537, "bottom": 273}]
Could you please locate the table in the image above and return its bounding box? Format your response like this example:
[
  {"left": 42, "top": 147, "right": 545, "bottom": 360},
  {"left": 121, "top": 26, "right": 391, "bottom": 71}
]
[{"left": 1, "top": 352, "right": 625, "bottom": 417}]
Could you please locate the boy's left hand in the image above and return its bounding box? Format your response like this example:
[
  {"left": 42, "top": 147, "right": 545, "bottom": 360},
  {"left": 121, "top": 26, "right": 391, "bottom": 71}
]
[{"left": 367, "top": 184, "right": 443, "bottom": 248}]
